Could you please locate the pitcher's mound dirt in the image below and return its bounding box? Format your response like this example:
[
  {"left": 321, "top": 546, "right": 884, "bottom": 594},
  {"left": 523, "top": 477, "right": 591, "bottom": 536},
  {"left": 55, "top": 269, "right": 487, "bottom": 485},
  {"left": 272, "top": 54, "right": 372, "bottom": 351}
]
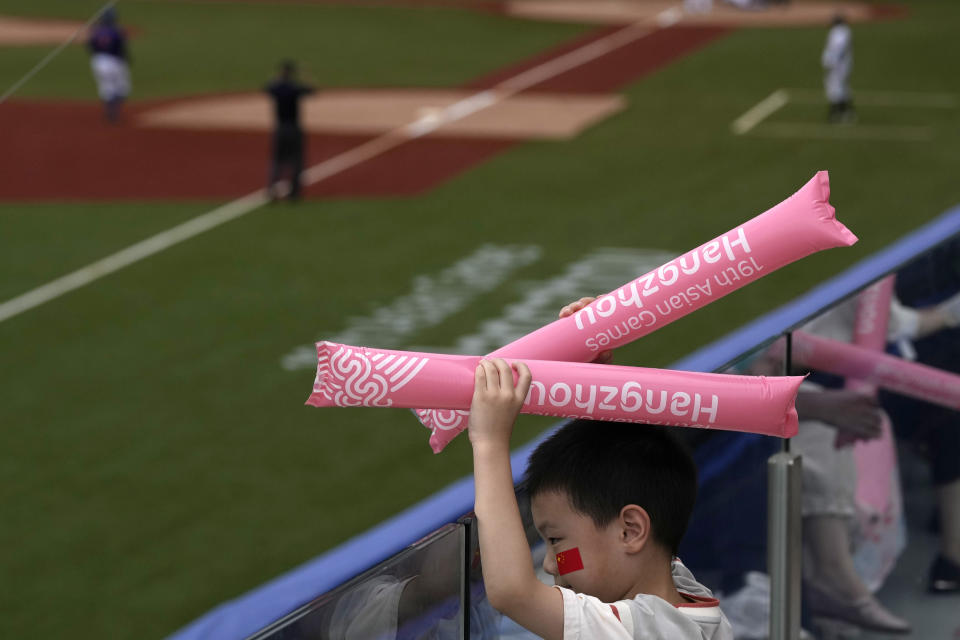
[
  {"left": 0, "top": 15, "right": 86, "bottom": 45},
  {"left": 139, "top": 89, "right": 627, "bottom": 140}
]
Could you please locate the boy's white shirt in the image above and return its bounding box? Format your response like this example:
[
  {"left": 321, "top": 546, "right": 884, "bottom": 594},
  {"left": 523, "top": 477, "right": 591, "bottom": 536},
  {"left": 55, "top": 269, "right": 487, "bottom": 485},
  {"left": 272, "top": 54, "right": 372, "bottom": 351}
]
[{"left": 556, "top": 559, "right": 733, "bottom": 640}]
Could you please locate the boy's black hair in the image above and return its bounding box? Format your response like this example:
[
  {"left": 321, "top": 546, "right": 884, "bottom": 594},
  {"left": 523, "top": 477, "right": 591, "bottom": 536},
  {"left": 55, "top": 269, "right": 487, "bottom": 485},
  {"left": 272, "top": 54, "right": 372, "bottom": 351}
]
[{"left": 523, "top": 420, "right": 697, "bottom": 556}]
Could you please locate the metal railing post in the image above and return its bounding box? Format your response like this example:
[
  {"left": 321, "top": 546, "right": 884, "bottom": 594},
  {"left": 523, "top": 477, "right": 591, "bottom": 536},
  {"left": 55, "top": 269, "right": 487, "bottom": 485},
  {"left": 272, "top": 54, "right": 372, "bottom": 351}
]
[
  {"left": 768, "top": 331, "right": 802, "bottom": 640},
  {"left": 458, "top": 516, "right": 473, "bottom": 640},
  {"left": 768, "top": 450, "right": 802, "bottom": 640}
]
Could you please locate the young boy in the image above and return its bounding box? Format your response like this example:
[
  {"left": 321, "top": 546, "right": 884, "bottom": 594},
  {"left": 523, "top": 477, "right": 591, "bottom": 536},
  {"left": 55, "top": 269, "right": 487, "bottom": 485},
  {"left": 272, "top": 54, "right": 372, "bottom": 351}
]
[{"left": 468, "top": 358, "right": 732, "bottom": 639}]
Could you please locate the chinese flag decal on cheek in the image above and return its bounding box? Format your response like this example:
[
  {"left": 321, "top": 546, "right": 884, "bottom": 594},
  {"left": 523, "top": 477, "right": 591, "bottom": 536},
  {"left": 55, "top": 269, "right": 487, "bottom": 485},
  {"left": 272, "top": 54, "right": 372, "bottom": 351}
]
[{"left": 556, "top": 547, "right": 584, "bottom": 575}]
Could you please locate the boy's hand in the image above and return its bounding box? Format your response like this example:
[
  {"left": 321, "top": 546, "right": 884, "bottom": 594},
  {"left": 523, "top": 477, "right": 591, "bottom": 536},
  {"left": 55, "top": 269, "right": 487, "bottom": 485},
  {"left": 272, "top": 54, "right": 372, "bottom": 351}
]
[
  {"left": 559, "top": 296, "right": 613, "bottom": 365},
  {"left": 468, "top": 359, "right": 532, "bottom": 449}
]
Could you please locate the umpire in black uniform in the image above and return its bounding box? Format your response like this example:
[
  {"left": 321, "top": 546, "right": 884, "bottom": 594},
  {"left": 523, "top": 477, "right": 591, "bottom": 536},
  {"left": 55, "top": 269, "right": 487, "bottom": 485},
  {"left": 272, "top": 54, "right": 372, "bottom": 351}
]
[{"left": 265, "top": 60, "right": 313, "bottom": 201}]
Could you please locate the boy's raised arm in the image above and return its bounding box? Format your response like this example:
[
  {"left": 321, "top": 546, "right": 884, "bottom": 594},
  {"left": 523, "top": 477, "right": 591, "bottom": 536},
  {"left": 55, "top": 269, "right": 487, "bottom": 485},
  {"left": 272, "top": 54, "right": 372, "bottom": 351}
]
[{"left": 469, "top": 359, "right": 564, "bottom": 640}]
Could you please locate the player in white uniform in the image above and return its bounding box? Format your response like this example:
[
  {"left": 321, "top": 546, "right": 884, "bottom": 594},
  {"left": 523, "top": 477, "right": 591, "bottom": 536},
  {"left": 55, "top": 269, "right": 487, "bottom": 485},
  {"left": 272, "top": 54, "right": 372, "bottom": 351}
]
[{"left": 822, "top": 14, "right": 854, "bottom": 123}]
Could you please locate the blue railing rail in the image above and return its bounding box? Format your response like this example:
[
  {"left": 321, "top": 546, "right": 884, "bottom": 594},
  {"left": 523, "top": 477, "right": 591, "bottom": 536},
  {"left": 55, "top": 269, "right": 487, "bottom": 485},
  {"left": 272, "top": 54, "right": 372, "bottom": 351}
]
[{"left": 167, "top": 203, "right": 960, "bottom": 640}]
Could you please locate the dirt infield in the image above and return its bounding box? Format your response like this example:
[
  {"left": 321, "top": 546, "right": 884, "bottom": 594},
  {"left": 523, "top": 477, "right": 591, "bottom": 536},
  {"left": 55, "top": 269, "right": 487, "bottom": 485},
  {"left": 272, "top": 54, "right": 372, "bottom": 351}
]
[
  {"left": 0, "top": 15, "right": 86, "bottom": 45},
  {"left": 506, "top": 1, "right": 881, "bottom": 27},
  {"left": 0, "top": 1, "right": 904, "bottom": 200},
  {"left": 127, "top": 0, "right": 894, "bottom": 25},
  {"left": 0, "top": 98, "right": 520, "bottom": 199},
  {"left": 0, "top": 23, "right": 728, "bottom": 200}
]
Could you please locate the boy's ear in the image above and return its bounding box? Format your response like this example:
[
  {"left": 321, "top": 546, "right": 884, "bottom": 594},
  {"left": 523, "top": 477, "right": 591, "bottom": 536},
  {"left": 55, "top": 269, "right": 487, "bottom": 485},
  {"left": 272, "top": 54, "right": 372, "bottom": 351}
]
[{"left": 618, "top": 504, "right": 651, "bottom": 553}]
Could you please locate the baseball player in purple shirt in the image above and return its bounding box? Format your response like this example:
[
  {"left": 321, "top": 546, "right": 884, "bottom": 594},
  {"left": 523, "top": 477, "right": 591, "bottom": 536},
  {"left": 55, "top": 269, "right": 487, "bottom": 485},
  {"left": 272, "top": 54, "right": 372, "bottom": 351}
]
[{"left": 87, "top": 8, "right": 130, "bottom": 123}]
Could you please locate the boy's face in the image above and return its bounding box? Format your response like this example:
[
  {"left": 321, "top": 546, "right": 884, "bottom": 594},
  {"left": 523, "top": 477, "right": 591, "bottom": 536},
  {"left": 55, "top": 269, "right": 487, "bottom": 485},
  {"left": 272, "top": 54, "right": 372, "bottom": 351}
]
[{"left": 531, "top": 490, "right": 627, "bottom": 603}]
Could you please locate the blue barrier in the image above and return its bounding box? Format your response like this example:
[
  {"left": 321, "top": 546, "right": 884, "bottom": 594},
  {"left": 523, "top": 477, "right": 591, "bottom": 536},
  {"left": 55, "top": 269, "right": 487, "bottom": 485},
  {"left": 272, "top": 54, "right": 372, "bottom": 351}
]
[{"left": 168, "top": 203, "right": 960, "bottom": 640}]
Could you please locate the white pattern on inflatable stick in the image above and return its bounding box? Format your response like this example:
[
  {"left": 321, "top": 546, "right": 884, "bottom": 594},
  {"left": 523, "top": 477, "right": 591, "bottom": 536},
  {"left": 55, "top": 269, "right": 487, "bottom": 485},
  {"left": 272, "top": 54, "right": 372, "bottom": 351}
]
[{"left": 319, "top": 344, "right": 430, "bottom": 407}]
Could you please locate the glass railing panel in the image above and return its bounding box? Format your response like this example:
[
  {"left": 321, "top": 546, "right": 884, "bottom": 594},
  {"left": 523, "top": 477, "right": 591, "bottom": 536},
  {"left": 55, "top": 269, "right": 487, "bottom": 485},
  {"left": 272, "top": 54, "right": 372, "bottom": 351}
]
[
  {"left": 250, "top": 523, "right": 464, "bottom": 640},
  {"left": 883, "top": 237, "right": 960, "bottom": 637},
  {"left": 677, "top": 336, "right": 790, "bottom": 638},
  {"left": 462, "top": 484, "right": 553, "bottom": 640},
  {"left": 788, "top": 237, "right": 960, "bottom": 637}
]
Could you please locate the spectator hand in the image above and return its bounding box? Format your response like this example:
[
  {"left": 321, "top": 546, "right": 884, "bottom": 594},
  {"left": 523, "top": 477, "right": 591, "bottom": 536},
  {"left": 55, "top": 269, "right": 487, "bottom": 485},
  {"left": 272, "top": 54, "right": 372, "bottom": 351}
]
[
  {"left": 809, "top": 390, "right": 883, "bottom": 443},
  {"left": 558, "top": 296, "right": 613, "bottom": 365},
  {"left": 937, "top": 291, "right": 960, "bottom": 328},
  {"left": 468, "top": 359, "right": 532, "bottom": 449}
]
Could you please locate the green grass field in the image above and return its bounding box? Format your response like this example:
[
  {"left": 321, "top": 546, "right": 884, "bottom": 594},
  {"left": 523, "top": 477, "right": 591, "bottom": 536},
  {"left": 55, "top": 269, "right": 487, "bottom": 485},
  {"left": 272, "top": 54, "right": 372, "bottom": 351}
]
[{"left": 2, "top": 0, "right": 959, "bottom": 637}]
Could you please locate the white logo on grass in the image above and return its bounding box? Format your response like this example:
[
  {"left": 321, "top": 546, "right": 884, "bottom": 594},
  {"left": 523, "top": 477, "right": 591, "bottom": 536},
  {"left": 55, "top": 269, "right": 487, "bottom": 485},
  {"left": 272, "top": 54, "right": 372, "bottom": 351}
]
[
  {"left": 282, "top": 244, "right": 542, "bottom": 370},
  {"left": 425, "top": 248, "right": 676, "bottom": 355}
]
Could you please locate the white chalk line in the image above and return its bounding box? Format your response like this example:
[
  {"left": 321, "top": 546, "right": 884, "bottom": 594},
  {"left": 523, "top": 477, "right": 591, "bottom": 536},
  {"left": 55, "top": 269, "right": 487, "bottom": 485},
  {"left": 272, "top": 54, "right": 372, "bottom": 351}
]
[
  {"left": 0, "top": 6, "right": 682, "bottom": 325},
  {"left": 0, "top": 1, "right": 118, "bottom": 104},
  {"left": 730, "top": 89, "right": 789, "bottom": 135},
  {"left": 0, "top": 192, "right": 268, "bottom": 323}
]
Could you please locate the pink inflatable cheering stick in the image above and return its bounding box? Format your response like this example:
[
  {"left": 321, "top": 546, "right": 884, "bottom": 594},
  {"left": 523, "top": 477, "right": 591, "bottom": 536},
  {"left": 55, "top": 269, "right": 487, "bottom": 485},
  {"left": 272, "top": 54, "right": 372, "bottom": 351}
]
[
  {"left": 420, "top": 171, "right": 856, "bottom": 452},
  {"left": 792, "top": 330, "right": 960, "bottom": 410},
  {"left": 851, "top": 277, "right": 896, "bottom": 356},
  {"left": 842, "top": 278, "right": 900, "bottom": 504},
  {"left": 309, "top": 342, "right": 803, "bottom": 437},
  {"left": 846, "top": 277, "right": 905, "bottom": 589},
  {"left": 838, "top": 276, "right": 896, "bottom": 447}
]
